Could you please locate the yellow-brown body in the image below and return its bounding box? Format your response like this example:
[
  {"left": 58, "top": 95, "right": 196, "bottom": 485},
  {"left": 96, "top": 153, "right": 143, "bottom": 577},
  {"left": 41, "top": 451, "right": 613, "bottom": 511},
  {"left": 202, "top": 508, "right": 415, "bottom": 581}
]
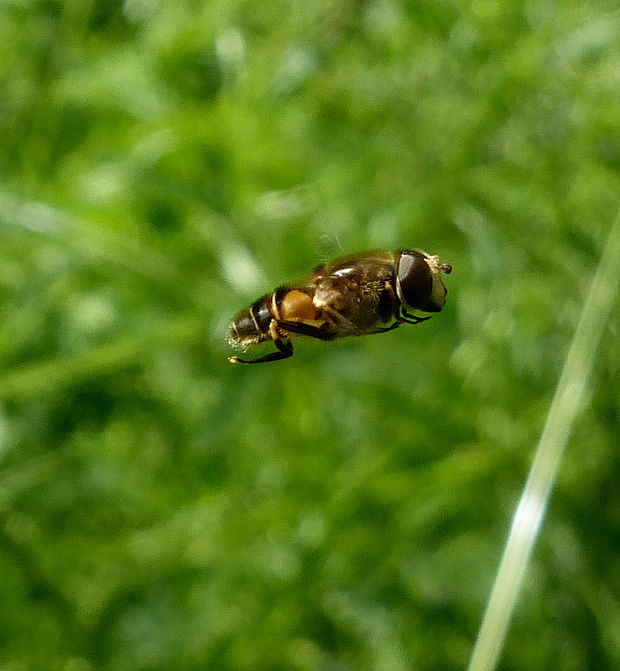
[{"left": 228, "top": 249, "right": 452, "bottom": 364}]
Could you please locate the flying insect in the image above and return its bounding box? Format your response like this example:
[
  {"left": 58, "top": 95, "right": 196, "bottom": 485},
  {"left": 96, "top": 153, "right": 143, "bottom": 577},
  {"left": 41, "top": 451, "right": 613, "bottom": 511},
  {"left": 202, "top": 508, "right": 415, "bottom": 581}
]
[{"left": 228, "top": 249, "right": 452, "bottom": 364}]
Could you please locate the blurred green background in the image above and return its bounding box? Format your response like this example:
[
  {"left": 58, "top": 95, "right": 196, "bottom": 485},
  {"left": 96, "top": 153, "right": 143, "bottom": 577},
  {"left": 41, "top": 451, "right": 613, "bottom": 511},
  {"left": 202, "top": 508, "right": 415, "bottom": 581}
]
[{"left": 1, "top": 1, "right": 619, "bottom": 670}]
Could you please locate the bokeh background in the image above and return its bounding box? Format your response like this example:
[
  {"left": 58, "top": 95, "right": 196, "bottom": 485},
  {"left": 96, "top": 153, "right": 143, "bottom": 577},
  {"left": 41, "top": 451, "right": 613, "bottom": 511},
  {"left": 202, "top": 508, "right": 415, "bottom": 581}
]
[{"left": 1, "top": 1, "right": 619, "bottom": 670}]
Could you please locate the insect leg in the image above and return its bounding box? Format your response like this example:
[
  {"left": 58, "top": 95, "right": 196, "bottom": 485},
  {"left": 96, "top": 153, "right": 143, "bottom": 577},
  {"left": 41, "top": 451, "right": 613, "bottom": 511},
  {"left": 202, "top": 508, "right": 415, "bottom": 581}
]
[
  {"left": 363, "top": 322, "right": 402, "bottom": 334},
  {"left": 277, "top": 320, "right": 338, "bottom": 341},
  {"left": 381, "top": 282, "right": 431, "bottom": 325},
  {"left": 399, "top": 308, "right": 431, "bottom": 324},
  {"left": 228, "top": 320, "right": 294, "bottom": 364}
]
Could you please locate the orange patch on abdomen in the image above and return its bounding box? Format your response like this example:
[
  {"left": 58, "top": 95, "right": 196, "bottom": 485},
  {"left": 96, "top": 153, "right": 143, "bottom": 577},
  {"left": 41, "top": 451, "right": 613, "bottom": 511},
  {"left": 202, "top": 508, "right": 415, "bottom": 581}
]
[{"left": 279, "top": 289, "right": 320, "bottom": 321}]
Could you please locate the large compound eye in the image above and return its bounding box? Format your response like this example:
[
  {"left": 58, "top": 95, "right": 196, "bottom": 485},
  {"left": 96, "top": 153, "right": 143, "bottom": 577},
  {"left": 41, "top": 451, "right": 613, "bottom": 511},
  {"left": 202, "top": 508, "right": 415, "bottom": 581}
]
[{"left": 397, "top": 250, "right": 433, "bottom": 310}]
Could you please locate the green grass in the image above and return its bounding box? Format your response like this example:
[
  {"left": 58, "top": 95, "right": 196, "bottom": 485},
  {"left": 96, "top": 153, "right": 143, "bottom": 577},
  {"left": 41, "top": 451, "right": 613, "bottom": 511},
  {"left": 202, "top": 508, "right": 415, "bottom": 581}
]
[{"left": 1, "top": 1, "right": 619, "bottom": 670}]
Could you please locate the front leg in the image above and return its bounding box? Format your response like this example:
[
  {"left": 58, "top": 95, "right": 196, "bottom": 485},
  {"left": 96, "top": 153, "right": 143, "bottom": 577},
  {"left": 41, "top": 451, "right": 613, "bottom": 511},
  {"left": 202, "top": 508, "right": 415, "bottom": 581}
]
[
  {"left": 399, "top": 307, "right": 431, "bottom": 324},
  {"left": 363, "top": 322, "right": 402, "bottom": 335},
  {"left": 378, "top": 282, "right": 430, "bottom": 325},
  {"left": 365, "top": 313, "right": 429, "bottom": 335}
]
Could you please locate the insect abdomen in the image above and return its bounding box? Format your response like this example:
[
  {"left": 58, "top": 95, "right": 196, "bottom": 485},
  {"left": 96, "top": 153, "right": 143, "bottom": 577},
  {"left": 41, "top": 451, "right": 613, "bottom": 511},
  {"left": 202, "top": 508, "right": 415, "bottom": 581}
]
[
  {"left": 229, "top": 287, "right": 295, "bottom": 349},
  {"left": 228, "top": 294, "right": 271, "bottom": 348}
]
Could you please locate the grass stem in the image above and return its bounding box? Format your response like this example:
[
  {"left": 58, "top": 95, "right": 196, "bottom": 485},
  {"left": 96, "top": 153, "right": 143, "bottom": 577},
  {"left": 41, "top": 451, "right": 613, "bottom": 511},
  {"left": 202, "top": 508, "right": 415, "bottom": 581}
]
[{"left": 467, "top": 211, "right": 620, "bottom": 671}]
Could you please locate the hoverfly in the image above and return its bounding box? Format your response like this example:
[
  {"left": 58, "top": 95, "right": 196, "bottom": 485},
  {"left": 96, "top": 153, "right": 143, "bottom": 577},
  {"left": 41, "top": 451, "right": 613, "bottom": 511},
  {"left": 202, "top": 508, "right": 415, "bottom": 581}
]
[{"left": 228, "top": 249, "right": 452, "bottom": 364}]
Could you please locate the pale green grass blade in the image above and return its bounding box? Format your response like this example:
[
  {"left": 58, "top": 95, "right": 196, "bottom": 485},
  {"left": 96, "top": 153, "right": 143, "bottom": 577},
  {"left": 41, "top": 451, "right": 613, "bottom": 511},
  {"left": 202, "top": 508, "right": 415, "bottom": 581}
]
[{"left": 467, "top": 210, "right": 620, "bottom": 671}]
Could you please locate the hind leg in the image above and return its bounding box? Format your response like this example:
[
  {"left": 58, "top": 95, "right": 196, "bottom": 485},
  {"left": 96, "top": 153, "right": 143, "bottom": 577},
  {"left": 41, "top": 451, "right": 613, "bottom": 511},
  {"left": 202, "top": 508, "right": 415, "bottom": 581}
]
[
  {"left": 228, "top": 321, "right": 294, "bottom": 364},
  {"left": 276, "top": 320, "right": 338, "bottom": 341}
]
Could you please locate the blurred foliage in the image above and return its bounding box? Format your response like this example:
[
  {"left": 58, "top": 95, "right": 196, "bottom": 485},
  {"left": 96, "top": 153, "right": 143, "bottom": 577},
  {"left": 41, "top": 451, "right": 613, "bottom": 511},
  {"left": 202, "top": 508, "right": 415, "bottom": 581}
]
[{"left": 0, "top": 1, "right": 619, "bottom": 670}]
